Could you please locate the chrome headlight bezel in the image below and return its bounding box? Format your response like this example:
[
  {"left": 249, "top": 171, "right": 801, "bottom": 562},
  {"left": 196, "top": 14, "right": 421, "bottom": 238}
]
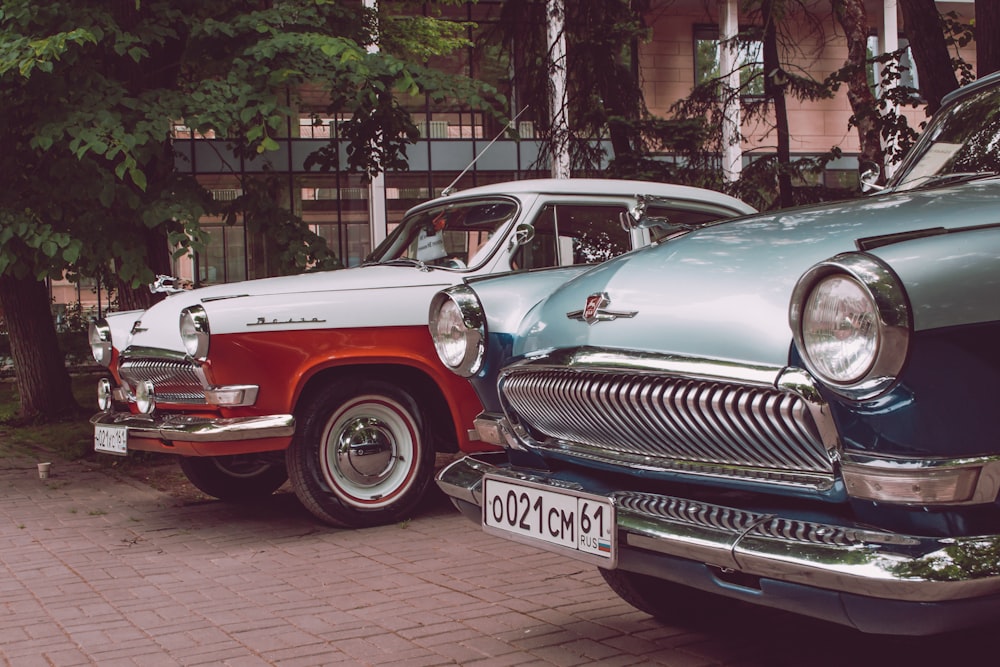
[
  {"left": 179, "top": 305, "right": 210, "bottom": 361},
  {"left": 88, "top": 319, "right": 113, "bottom": 367},
  {"left": 134, "top": 379, "right": 156, "bottom": 415},
  {"left": 428, "top": 285, "right": 486, "bottom": 377},
  {"left": 789, "top": 253, "right": 911, "bottom": 400},
  {"left": 96, "top": 377, "right": 113, "bottom": 411}
]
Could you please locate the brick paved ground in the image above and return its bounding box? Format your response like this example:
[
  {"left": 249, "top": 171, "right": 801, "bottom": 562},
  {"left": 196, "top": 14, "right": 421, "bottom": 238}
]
[{"left": 0, "top": 452, "right": 992, "bottom": 666}]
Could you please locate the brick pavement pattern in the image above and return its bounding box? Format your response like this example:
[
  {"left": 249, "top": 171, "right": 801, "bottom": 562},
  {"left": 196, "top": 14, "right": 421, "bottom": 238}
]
[{"left": 0, "top": 454, "right": 989, "bottom": 666}]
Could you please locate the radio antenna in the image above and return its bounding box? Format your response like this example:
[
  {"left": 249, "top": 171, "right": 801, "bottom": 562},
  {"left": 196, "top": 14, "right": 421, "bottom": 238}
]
[{"left": 441, "top": 106, "right": 529, "bottom": 197}]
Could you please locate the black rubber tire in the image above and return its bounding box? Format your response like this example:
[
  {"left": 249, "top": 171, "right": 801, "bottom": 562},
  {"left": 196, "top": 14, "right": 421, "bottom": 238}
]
[
  {"left": 177, "top": 455, "right": 288, "bottom": 501},
  {"left": 286, "top": 379, "right": 435, "bottom": 528},
  {"left": 599, "top": 568, "right": 731, "bottom": 625}
]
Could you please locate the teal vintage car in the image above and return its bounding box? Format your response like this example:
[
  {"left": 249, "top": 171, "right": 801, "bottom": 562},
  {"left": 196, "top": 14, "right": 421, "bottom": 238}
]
[{"left": 429, "top": 71, "right": 1000, "bottom": 635}]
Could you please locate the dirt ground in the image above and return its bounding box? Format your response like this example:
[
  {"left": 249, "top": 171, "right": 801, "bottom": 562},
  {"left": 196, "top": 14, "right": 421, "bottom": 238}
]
[{"left": 105, "top": 454, "right": 225, "bottom": 504}]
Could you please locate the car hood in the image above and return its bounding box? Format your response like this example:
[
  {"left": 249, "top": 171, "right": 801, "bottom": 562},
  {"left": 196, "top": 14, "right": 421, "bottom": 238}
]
[
  {"left": 124, "top": 264, "right": 458, "bottom": 352},
  {"left": 516, "top": 180, "right": 1000, "bottom": 368}
]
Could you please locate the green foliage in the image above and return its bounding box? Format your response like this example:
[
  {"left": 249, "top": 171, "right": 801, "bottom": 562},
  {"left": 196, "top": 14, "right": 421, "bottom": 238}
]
[
  {"left": 0, "top": 0, "right": 503, "bottom": 288},
  {"left": 491, "top": 0, "right": 651, "bottom": 172},
  {"left": 228, "top": 176, "right": 343, "bottom": 275},
  {"left": 824, "top": 9, "right": 973, "bottom": 169},
  {"left": 381, "top": 9, "right": 474, "bottom": 62},
  {"left": 0, "top": 209, "right": 84, "bottom": 281}
]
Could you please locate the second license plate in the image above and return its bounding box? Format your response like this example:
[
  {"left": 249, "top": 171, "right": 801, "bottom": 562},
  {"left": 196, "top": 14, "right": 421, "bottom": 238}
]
[{"left": 482, "top": 475, "right": 616, "bottom": 567}]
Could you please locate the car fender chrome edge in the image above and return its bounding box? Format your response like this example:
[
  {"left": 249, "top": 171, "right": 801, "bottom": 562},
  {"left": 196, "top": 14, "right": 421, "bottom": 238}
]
[
  {"left": 436, "top": 453, "right": 1000, "bottom": 604},
  {"left": 90, "top": 411, "right": 295, "bottom": 443}
]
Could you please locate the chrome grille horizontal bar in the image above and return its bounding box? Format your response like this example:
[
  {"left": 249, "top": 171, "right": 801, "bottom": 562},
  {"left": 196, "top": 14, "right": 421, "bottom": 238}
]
[
  {"left": 120, "top": 356, "right": 206, "bottom": 404},
  {"left": 500, "top": 366, "right": 834, "bottom": 485}
]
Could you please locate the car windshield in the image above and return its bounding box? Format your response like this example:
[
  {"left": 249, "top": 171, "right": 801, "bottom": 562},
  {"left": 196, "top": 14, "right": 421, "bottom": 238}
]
[
  {"left": 891, "top": 83, "right": 1000, "bottom": 191},
  {"left": 366, "top": 198, "right": 518, "bottom": 270}
]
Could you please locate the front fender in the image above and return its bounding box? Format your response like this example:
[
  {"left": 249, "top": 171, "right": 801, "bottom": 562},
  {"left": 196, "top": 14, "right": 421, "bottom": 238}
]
[{"left": 870, "top": 226, "right": 1000, "bottom": 332}]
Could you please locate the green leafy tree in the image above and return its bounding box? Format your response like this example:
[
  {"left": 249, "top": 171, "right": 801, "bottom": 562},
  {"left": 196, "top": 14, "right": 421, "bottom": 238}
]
[
  {"left": 826, "top": 2, "right": 973, "bottom": 178},
  {"left": 0, "top": 0, "right": 502, "bottom": 421},
  {"left": 672, "top": 0, "right": 840, "bottom": 210},
  {"left": 830, "top": 0, "right": 883, "bottom": 180}
]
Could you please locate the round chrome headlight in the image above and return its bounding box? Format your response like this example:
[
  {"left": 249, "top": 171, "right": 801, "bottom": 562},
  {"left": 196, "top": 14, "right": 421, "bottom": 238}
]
[
  {"left": 89, "top": 320, "right": 113, "bottom": 367},
  {"left": 134, "top": 379, "right": 156, "bottom": 414},
  {"left": 97, "top": 377, "right": 113, "bottom": 411},
  {"left": 179, "top": 305, "right": 210, "bottom": 360},
  {"left": 790, "top": 253, "right": 910, "bottom": 400},
  {"left": 428, "top": 286, "right": 485, "bottom": 377},
  {"left": 802, "top": 275, "right": 878, "bottom": 382}
]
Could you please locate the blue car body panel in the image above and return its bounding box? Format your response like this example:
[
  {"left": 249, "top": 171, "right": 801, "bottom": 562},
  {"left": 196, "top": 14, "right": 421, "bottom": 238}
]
[{"left": 434, "top": 72, "right": 1000, "bottom": 635}]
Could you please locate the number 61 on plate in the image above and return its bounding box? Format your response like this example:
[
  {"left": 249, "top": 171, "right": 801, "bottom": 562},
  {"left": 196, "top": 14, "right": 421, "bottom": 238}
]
[{"left": 481, "top": 475, "right": 617, "bottom": 567}]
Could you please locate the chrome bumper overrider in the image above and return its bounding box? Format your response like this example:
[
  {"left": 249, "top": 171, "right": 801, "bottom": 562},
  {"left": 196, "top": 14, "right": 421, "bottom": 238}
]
[
  {"left": 90, "top": 410, "right": 295, "bottom": 443},
  {"left": 436, "top": 453, "right": 1000, "bottom": 604}
]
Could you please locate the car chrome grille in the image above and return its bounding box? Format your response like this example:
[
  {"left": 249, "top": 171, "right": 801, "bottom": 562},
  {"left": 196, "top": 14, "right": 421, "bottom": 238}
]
[
  {"left": 499, "top": 367, "right": 834, "bottom": 487},
  {"left": 119, "top": 356, "right": 206, "bottom": 404},
  {"left": 613, "top": 491, "right": 919, "bottom": 547}
]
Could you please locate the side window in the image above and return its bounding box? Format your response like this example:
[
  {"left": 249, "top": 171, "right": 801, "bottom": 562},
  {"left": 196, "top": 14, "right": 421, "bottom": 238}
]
[{"left": 512, "top": 204, "right": 630, "bottom": 270}]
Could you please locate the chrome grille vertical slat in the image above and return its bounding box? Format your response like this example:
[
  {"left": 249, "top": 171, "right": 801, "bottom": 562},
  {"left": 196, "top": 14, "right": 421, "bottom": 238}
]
[
  {"left": 119, "top": 355, "right": 206, "bottom": 404},
  {"left": 500, "top": 366, "right": 833, "bottom": 487},
  {"left": 763, "top": 394, "right": 815, "bottom": 469}
]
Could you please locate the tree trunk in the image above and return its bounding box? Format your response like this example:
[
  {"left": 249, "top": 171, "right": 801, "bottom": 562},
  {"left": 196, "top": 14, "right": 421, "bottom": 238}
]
[
  {"left": 114, "top": 222, "right": 172, "bottom": 312},
  {"left": 0, "top": 274, "right": 80, "bottom": 422},
  {"left": 977, "top": 0, "right": 1000, "bottom": 76},
  {"left": 832, "top": 0, "right": 884, "bottom": 178},
  {"left": 761, "top": 0, "right": 793, "bottom": 208},
  {"left": 899, "top": 0, "right": 959, "bottom": 114}
]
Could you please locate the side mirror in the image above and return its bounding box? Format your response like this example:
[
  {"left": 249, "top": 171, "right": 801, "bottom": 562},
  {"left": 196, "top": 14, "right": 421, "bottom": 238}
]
[
  {"left": 622, "top": 194, "right": 673, "bottom": 231},
  {"left": 508, "top": 223, "right": 536, "bottom": 250},
  {"left": 859, "top": 161, "right": 884, "bottom": 192}
]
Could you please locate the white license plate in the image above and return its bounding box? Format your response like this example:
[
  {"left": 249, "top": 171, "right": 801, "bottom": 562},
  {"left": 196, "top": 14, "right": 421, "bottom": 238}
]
[
  {"left": 482, "top": 475, "right": 616, "bottom": 566},
  {"left": 94, "top": 424, "right": 128, "bottom": 456}
]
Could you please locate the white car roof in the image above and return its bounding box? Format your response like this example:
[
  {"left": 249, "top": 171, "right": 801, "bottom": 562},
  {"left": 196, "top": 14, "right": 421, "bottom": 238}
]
[{"left": 407, "top": 178, "right": 756, "bottom": 216}]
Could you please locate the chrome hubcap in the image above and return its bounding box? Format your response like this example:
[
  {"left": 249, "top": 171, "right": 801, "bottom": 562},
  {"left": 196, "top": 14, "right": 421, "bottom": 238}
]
[{"left": 334, "top": 416, "right": 397, "bottom": 486}]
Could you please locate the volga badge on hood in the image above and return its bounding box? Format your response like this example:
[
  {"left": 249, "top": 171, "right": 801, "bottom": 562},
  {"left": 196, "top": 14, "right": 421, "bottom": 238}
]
[{"left": 567, "top": 292, "right": 637, "bottom": 325}]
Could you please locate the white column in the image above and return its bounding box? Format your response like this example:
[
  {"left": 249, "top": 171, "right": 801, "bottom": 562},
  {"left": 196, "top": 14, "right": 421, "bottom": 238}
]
[
  {"left": 883, "top": 0, "right": 899, "bottom": 178},
  {"left": 547, "top": 0, "right": 571, "bottom": 179},
  {"left": 364, "top": 0, "right": 388, "bottom": 248},
  {"left": 719, "top": 0, "right": 742, "bottom": 181}
]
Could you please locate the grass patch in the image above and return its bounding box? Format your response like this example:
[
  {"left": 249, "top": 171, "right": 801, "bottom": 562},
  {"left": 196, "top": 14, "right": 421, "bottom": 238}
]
[
  {"left": 0, "top": 373, "right": 166, "bottom": 475},
  {"left": 0, "top": 374, "right": 99, "bottom": 461},
  {"left": 1, "top": 373, "right": 220, "bottom": 501}
]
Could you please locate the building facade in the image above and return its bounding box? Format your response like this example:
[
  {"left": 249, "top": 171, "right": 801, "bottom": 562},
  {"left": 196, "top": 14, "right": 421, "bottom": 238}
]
[{"left": 51, "top": 0, "right": 977, "bottom": 319}]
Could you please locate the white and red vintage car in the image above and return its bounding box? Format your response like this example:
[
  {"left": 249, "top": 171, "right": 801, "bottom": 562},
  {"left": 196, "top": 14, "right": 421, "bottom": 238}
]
[{"left": 89, "top": 178, "right": 753, "bottom": 527}]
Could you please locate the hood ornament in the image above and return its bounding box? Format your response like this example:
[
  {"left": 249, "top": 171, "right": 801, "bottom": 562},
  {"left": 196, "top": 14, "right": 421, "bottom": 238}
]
[
  {"left": 567, "top": 292, "right": 637, "bottom": 325},
  {"left": 149, "top": 275, "right": 192, "bottom": 294}
]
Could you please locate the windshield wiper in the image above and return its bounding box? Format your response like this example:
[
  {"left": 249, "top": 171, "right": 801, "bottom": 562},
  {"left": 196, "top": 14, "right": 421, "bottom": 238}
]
[{"left": 372, "top": 258, "right": 433, "bottom": 272}]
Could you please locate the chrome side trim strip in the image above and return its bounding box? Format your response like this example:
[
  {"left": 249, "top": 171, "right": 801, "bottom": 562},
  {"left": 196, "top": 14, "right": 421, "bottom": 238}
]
[{"left": 436, "top": 454, "right": 1000, "bottom": 603}]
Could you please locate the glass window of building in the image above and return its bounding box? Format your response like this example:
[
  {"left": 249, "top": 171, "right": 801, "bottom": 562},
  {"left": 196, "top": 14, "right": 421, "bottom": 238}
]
[{"left": 694, "top": 24, "right": 764, "bottom": 97}]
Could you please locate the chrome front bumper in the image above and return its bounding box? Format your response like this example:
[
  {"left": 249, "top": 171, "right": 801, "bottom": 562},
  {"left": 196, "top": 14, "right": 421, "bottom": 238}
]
[
  {"left": 437, "top": 453, "right": 1000, "bottom": 605},
  {"left": 90, "top": 410, "right": 295, "bottom": 443}
]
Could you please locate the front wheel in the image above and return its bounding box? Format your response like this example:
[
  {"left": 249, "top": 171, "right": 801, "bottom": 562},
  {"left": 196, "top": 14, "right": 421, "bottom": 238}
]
[
  {"left": 599, "top": 568, "right": 735, "bottom": 626},
  {"left": 177, "top": 455, "right": 288, "bottom": 501},
  {"left": 286, "top": 380, "right": 435, "bottom": 528}
]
